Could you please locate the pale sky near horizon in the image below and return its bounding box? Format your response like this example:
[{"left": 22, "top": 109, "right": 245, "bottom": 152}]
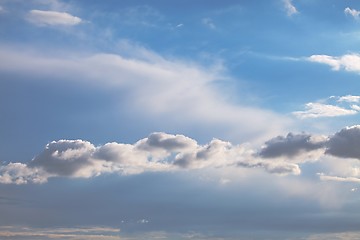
[{"left": 1, "top": 0, "right": 360, "bottom": 239}]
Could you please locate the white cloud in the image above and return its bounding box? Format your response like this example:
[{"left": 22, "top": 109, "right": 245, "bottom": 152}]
[
  {"left": 318, "top": 173, "right": 360, "bottom": 183},
  {"left": 283, "top": 0, "right": 298, "bottom": 16},
  {"left": 338, "top": 95, "right": 360, "bottom": 103},
  {"left": 308, "top": 54, "right": 360, "bottom": 74},
  {"left": 0, "top": 45, "right": 291, "bottom": 143},
  {"left": 345, "top": 7, "right": 360, "bottom": 19},
  {"left": 27, "top": 10, "right": 82, "bottom": 26},
  {"left": 351, "top": 105, "right": 360, "bottom": 111},
  {"left": 0, "top": 163, "right": 48, "bottom": 185},
  {"left": 293, "top": 102, "right": 358, "bottom": 119}
]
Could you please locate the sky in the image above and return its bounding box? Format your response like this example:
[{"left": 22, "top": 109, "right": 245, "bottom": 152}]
[{"left": 1, "top": 0, "right": 360, "bottom": 239}]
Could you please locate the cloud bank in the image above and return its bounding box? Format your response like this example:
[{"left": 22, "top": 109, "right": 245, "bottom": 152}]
[
  {"left": 0, "top": 132, "right": 302, "bottom": 184},
  {"left": 2, "top": 125, "right": 360, "bottom": 184}
]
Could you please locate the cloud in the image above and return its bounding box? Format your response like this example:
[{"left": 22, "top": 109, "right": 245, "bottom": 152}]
[
  {"left": 4, "top": 125, "right": 360, "bottom": 185},
  {"left": 259, "top": 133, "right": 325, "bottom": 159},
  {"left": 0, "top": 45, "right": 290, "bottom": 143},
  {"left": 345, "top": 7, "right": 360, "bottom": 20},
  {"left": 0, "top": 132, "right": 303, "bottom": 184},
  {"left": 0, "top": 163, "right": 48, "bottom": 184},
  {"left": 326, "top": 125, "right": 360, "bottom": 160},
  {"left": 0, "top": 226, "right": 120, "bottom": 240},
  {"left": 256, "top": 125, "right": 360, "bottom": 162},
  {"left": 202, "top": 18, "right": 216, "bottom": 29},
  {"left": 338, "top": 95, "right": 360, "bottom": 103},
  {"left": 318, "top": 173, "right": 360, "bottom": 183},
  {"left": 27, "top": 9, "right": 82, "bottom": 26},
  {"left": 283, "top": 0, "right": 298, "bottom": 16},
  {"left": 308, "top": 54, "right": 360, "bottom": 74},
  {"left": 293, "top": 102, "right": 358, "bottom": 119}
]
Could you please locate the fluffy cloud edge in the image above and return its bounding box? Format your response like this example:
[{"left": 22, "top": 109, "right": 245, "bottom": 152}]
[
  {"left": 0, "top": 132, "right": 303, "bottom": 185},
  {"left": 345, "top": 7, "right": 360, "bottom": 20},
  {"left": 293, "top": 95, "right": 360, "bottom": 119},
  {"left": 308, "top": 53, "right": 360, "bottom": 74},
  {"left": 3, "top": 125, "right": 360, "bottom": 184}
]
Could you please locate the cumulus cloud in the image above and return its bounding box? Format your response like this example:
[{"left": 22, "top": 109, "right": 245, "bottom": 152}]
[
  {"left": 259, "top": 133, "right": 326, "bottom": 159},
  {"left": 256, "top": 125, "right": 360, "bottom": 163},
  {"left": 326, "top": 125, "right": 360, "bottom": 160},
  {"left": 345, "top": 7, "right": 360, "bottom": 20},
  {"left": 0, "top": 132, "right": 303, "bottom": 184},
  {"left": 293, "top": 102, "right": 358, "bottom": 119},
  {"left": 308, "top": 54, "right": 360, "bottom": 74},
  {"left": 27, "top": 10, "right": 82, "bottom": 26},
  {"left": 3, "top": 125, "right": 360, "bottom": 184},
  {"left": 0, "top": 163, "right": 48, "bottom": 184},
  {"left": 283, "top": 0, "right": 298, "bottom": 16}
]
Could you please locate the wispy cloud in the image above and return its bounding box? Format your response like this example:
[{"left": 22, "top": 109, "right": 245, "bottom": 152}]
[
  {"left": 0, "top": 226, "right": 120, "bottom": 240},
  {"left": 26, "top": 9, "right": 82, "bottom": 26},
  {"left": 202, "top": 18, "right": 216, "bottom": 29},
  {"left": 345, "top": 7, "right": 360, "bottom": 20},
  {"left": 337, "top": 95, "right": 360, "bottom": 103},
  {"left": 318, "top": 173, "right": 360, "bottom": 183},
  {"left": 293, "top": 102, "right": 358, "bottom": 119},
  {"left": 308, "top": 54, "right": 360, "bottom": 74},
  {"left": 283, "top": 0, "right": 298, "bottom": 16},
  {"left": 0, "top": 45, "right": 290, "bottom": 143}
]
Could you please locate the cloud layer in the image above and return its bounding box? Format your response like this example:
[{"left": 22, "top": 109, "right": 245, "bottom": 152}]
[
  {"left": 0, "top": 132, "right": 303, "bottom": 184},
  {"left": 2, "top": 125, "right": 360, "bottom": 184}
]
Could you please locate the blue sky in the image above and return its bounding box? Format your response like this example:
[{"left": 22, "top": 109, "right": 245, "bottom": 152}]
[{"left": 1, "top": 0, "right": 360, "bottom": 239}]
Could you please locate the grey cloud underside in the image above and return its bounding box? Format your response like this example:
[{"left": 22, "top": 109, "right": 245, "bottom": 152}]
[
  {"left": 0, "top": 132, "right": 301, "bottom": 184},
  {"left": 2, "top": 126, "right": 360, "bottom": 184},
  {"left": 259, "top": 125, "right": 360, "bottom": 160},
  {"left": 259, "top": 133, "right": 325, "bottom": 158},
  {"left": 325, "top": 126, "right": 360, "bottom": 159}
]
